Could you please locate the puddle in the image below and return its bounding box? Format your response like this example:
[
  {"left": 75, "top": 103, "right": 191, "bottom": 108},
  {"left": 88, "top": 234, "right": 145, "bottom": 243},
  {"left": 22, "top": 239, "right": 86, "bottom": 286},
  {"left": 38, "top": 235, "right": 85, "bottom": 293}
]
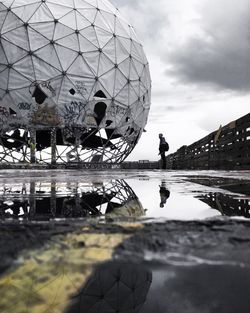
[
  {"left": 0, "top": 170, "right": 250, "bottom": 220},
  {"left": 197, "top": 193, "right": 250, "bottom": 218},
  {"left": 1, "top": 171, "right": 250, "bottom": 312},
  {"left": 54, "top": 260, "right": 250, "bottom": 313}
]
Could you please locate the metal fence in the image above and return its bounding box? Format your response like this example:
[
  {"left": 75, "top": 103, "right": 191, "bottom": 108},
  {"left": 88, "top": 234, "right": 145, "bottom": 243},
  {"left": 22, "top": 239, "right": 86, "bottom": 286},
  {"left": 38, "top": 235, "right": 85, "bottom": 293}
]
[{"left": 166, "top": 113, "right": 250, "bottom": 170}]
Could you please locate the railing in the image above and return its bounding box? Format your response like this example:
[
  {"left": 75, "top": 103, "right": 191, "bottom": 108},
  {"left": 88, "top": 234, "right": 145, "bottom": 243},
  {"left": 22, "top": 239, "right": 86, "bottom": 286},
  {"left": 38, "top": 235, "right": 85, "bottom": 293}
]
[
  {"left": 122, "top": 161, "right": 160, "bottom": 169},
  {"left": 166, "top": 113, "right": 250, "bottom": 170}
]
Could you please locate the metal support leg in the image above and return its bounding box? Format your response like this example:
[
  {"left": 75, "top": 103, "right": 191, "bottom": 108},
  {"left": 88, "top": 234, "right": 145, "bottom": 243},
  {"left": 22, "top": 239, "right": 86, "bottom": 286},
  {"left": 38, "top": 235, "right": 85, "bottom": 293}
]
[
  {"left": 29, "top": 181, "right": 36, "bottom": 218},
  {"left": 50, "top": 180, "right": 56, "bottom": 217},
  {"left": 30, "top": 128, "right": 36, "bottom": 164},
  {"left": 51, "top": 128, "right": 57, "bottom": 166}
]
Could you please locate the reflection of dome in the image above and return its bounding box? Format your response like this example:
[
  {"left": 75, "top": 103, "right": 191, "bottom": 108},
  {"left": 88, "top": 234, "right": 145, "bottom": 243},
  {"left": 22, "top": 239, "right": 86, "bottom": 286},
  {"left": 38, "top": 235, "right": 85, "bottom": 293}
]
[
  {"left": 66, "top": 262, "right": 152, "bottom": 313},
  {"left": 0, "top": 179, "right": 145, "bottom": 220},
  {"left": 106, "top": 198, "right": 145, "bottom": 217},
  {"left": 0, "top": 0, "right": 151, "bottom": 164}
]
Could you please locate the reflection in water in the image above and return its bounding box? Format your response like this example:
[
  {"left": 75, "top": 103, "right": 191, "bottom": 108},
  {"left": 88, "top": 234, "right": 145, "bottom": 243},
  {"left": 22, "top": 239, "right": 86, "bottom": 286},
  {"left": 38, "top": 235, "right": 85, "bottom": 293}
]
[
  {"left": 197, "top": 193, "right": 250, "bottom": 218},
  {"left": 0, "top": 180, "right": 145, "bottom": 220},
  {"left": 65, "top": 262, "right": 152, "bottom": 313},
  {"left": 159, "top": 181, "right": 170, "bottom": 208}
]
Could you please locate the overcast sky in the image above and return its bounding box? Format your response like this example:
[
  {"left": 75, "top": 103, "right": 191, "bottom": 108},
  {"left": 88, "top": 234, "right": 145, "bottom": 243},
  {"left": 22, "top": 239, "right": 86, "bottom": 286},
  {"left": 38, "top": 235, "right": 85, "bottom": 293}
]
[{"left": 112, "top": 0, "right": 250, "bottom": 161}]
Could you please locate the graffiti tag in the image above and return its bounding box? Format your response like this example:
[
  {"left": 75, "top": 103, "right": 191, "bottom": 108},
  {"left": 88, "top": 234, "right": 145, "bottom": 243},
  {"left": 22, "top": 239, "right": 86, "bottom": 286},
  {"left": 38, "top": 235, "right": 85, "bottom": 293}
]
[
  {"left": 109, "top": 105, "right": 128, "bottom": 117},
  {"left": 75, "top": 81, "right": 88, "bottom": 95},
  {"left": 63, "top": 101, "right": 87, "bottom": 124},
  {"left": 18, "top": 102, "right": 32, "bottom": 110}
]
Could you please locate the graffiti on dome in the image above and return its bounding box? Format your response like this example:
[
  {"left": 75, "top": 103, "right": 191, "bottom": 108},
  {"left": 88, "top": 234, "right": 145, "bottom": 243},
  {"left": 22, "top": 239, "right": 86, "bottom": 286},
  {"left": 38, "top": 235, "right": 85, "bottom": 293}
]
[
  {"left": 63, "top": 101, "right": 87, "bottom": 125},
  {"left": 0, "top": 106, "right": 9, "bottom": 117},
  {"left": 108, "top": 105, "right": 129, "bottom": 117},
  {"left": 18, "top": 102, "right": 32, "bottom": 110},
  {"left": 0, "top": 106, "right": 9, "bottom": 126},
  {"left": 30, "top": 81, "right": 56, "bottom": 97},
  {"left": 75, "top": 81, "right": 88, "bottom": 95}
]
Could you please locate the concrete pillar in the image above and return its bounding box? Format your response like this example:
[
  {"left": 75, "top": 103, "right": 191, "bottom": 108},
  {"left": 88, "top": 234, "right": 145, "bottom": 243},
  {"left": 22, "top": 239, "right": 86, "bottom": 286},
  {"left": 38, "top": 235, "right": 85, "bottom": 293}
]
[
  {"left": 51, "top": 128, "right": 57, "bottom": 166},
  {"left": 50, "top": 180, "right": 57, "bottom": 217},
  {"left": 30, "top": 128, "right": 36, "bottom": 164}
]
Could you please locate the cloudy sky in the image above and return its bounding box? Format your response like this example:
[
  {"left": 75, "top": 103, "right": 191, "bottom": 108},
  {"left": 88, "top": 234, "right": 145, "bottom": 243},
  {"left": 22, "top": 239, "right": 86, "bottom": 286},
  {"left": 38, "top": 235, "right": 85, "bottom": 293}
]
[{"left": 112, "top": 0, "right": 250, "bottom": 161}]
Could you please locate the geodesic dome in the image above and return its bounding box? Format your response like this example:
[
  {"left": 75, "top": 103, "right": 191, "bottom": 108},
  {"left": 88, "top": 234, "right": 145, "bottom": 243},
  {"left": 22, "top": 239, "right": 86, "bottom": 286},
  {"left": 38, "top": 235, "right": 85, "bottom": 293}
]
[{"left": 0, "top": 0, "right": 151, "bottom": 164}]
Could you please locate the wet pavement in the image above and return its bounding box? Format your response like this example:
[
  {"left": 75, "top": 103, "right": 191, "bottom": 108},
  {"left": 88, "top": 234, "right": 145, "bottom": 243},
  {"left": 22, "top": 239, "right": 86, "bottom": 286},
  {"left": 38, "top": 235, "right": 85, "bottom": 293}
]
[{"left": 0, "top": 169, "right": 250, "bottom": 312}]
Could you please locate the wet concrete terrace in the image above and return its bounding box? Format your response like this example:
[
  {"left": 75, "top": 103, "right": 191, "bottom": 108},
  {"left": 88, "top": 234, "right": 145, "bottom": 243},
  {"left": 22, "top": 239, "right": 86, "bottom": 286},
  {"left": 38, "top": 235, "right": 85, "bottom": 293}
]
[{"left": 1, "top": 169, "right": 250, "bottom": 313}]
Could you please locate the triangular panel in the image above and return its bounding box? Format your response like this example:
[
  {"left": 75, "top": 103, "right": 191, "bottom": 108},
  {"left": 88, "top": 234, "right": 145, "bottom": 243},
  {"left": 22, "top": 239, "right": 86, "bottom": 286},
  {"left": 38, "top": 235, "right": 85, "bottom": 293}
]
[
  {"left": 113, "top": 69, "right": 127, "bottom": 97},
  {"left": 35, "top": 44, "right": 62, "bottom": 71},
  {"left": 54, "top": 45, "right": 78, "bottom": 71},
  {"left": 0, "top": 10, "right": 7, "bottom": 29},
  {"left": 0, "top": 68, "right": 9, "bottom": 90},
  {"left": 59, "top": 11, "right": 77, "bottom": 30},
  {"left": 98, "top": 53, "right": 114, "bottom": 76},
  {"left": 67, "top": 55, "right": 95, "bottom": 78},
  {"left": 102, "top": 37, "right": 116, "bottom": 63},
  {"left": 13, "top": 56, "right": 36, "bottom": 82},
  {"left": 78, "top": 8, "right": 97, "bottom": 24},
  {"left": 74, "top": 0, "right": 95, "bottom": 10},
  {"left": 3, "top": 26, "right": 29, "bottom": 50},
  {"left": 56, "top": 34, "right": 80, "bottom": 52},
  {"left": 80, "top": 26, "right": 99, "bottom": 48},
  {"left": 28, "top": 27, "right": 50, "bottom": 50},
  {"left": 32, "top": 56, "right": 61, "bottom": 80},
  {"left": 29, "top": 21, "right": 55, "bottom": 41},
  {"left": 95, "top": 27, "right": 112, "bottom": 49},
  {"left": 47, "top": 0, "right": 74, "bottom": 8},
  {"left": 75, "top": 11, "right": 91, "bottom": 30},
  {"left": 29, "top": 4, "right": 54, "bottom": 23},
  {"left": 78, "top": 34, "right": 98, "bottom": 52},
  {"left": 8, "top": 68, "right": 32, "bottom": 89},
  {"left": 1, "top": 12, "right": 23, "bottom": 34},
  {"left": 53, "top": 22, "right": 74, "bottom": 40},
  {"left": 46, "top": 2, "right": 73, "bottom": 19},
  {"left": 98, "top": 69, "right": 115, "bottom": 97},
  {"left": 82, "top": 51, "right": 100, "bottom": 75},
  {"left": 99, "top": 10, "right": 116, "bottom": 33},
  {"left": 12, "top": 2, "right": 41, "bottom": 22},
  {"left": 1, "top": 39, "right": 27, "bottom": 63}
]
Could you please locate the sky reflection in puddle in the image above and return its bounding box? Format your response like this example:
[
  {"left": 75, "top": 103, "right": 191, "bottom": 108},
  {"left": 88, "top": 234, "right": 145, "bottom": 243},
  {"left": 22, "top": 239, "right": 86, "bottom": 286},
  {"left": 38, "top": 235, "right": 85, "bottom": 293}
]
[
  {"left": 0, "top": 170, "right": 249, "bottom": 220},
  {"left": 64, "top": 260, "right": 250, "bottom": 313}
]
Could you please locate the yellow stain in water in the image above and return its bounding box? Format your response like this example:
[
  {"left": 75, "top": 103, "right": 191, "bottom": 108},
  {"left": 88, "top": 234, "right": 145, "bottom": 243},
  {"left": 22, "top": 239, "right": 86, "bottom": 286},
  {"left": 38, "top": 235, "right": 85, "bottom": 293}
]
[{"left": 0, "top": 232, "right": 130, "bottom": 313}]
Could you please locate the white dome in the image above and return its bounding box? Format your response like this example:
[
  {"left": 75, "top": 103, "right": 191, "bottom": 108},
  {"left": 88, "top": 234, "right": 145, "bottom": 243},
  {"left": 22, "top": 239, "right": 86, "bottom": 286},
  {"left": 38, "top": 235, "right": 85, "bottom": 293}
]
[{"left": 0, "top": 0, "right": 151, "bottom": 164}]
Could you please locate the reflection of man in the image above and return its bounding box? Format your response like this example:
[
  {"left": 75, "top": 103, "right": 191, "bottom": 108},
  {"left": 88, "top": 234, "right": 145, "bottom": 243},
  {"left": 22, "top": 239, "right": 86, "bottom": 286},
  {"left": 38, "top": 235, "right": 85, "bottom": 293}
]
[{"left": 159, "top": 181, "right": 170, "bottom": 208}]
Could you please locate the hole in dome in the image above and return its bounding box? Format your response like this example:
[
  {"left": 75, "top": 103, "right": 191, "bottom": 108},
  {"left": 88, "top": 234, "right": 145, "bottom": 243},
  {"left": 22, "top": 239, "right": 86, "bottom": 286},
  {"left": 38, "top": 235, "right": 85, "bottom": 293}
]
[
  {"left": 91, "top": 154, "right": 102, "bottom": 163},
  {"left": 106, "top": 129, "right": 122, "bottom": 139},
  {"left": 69, "top": 88, "right": 76, "bottom": 95},
  {"left": 0, "top": 129, "right": 28, "bottom": 150},
  {"left": 32, "top": 86, "right": 47, "bottom": 104},
  {"left": 94, "top": 102, "right": 107, "bottom": 126},
  {"left": 9, "top": 108, "right": 17, "bottom": 116},
  {"left": 106, "top": 120, "right": 113, "bottom": 127},
  {"left": 126, "top": 117, "right": 130, "bottom": 122},
  {"left": 94, "top": 90, "right": 107, "bottom": 98}
]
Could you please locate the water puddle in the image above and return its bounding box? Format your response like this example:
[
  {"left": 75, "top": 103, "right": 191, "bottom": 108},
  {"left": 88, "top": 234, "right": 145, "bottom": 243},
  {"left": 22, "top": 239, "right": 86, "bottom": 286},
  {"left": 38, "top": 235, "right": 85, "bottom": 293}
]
[
  {"left": 60, "top": 260, "right": 250, "bottom": 313},
  {"left": 0, "top": 170, "right": 249, "bottom": 220},
  {"left": 1, "top": 170, "right": 250, "bottom": 312}
]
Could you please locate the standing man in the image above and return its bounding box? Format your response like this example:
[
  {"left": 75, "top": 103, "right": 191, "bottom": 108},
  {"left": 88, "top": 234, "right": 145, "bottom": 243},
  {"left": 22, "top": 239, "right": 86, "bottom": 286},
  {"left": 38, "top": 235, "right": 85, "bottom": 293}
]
[{"left": 159, "top": 133, "right": 169, "bottom": 169}]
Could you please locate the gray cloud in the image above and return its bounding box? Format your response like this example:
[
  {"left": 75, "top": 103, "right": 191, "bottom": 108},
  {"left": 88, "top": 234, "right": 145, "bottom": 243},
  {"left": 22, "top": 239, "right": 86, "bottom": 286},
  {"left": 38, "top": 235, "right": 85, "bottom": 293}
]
[
  {"left": 167, "top": 0, "right": 250, "bottom": 92},
  {"left": 112, "top": 0, "right": 168, "bottom": 48}
]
